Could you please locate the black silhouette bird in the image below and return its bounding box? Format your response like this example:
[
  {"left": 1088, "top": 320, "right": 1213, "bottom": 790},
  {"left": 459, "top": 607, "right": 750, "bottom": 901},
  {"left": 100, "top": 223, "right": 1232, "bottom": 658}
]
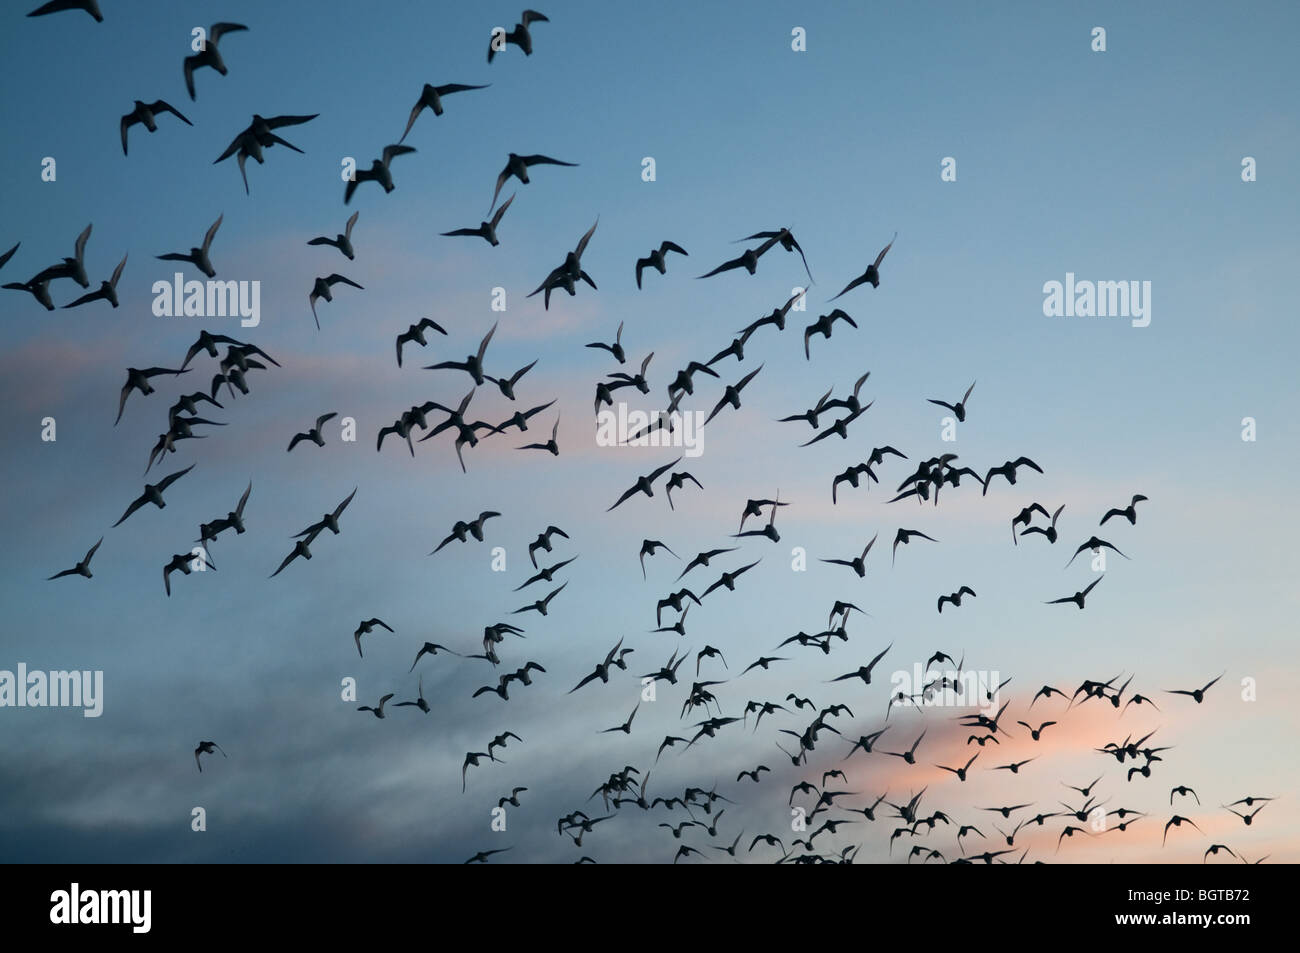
[
  {"left": 1101, "top": 494, "right": 1148, "bottom": 526},
  {"left": 803, "top": 310, "right": 858, "bottom": 360},
  {"left": 399, "top": 82, "right": 490, "bottom": 141},
  {"left": 1020, "top": 504, "right": 1065, "bottom": 544},
  {"left": 354, "top": 618, "right": 395, "bottom": 658},
  {"left": 194, "top": 740, "right": 226, "bottom": 772},
  {"left": 937, "top": 586, "right": 976, "bottom": 613},
  {"left": 518, "top": 414, "right": 560, "bottom": 455},
  {"left": 636, "top": 241, "right": 688, "bottom": 289},
  {"left": 308, "top": 211, "right": 360, "bottom": 260},
  {"left": 488, "top": 10, "right": 549, "bottom": 62},
  {"left": 27, "top": 0, "right": 103, "bottom": 21},
  {"left": 431, "top": 511, "right": 501, "bottom": 554},
  {"left": 927, "top": 381, "right": 976, "bottom": 422},
  {"left": 112, "top": 465, "right": 195, "bottom": 527},
  {"left": 442, "top": 193, "right": 514, "bottom": 247},
  {"left": 47, "top": 537, "right": 103, "bottom": 581},
  {"left": 736, "top": 227, "right": 813, "bottom": 282},
  {"left": 424, "top": 321, "right": 497, "bottom": 385},
  {"left": 821, "top": 534, "right": 879, "bottom": 578},
  {"left": 395, "top": 317, "right": 447, "bottom": 367},
  {"left": 63, "top": 253, "right": 127, "bottom": 309},
  {"left": 183, "top": 22, "right": 249, "bottom": 100},
  {"left": 1064, "top": 535, "right": 1129, "bottom": 567},
  {"left": 345, "top": 145, "right": 416, "bottom": 204},
  {"left": 1167, "top": 673, "right": 1224, "bottom": 704},
  {"left": 358, "top": 694, "right": 395, "bottom": 720},
  {"left": 608, "top": 456, "right": 681, "bottom": 512},
  {"left": 829, "top": 233, "right": 895, "bottom": 300},
  {"left": 157, "top": 214, "right": 222, "bottom": 279},
  {"left": 704, "top": 364, "right": 763, "bottom": 426},
  {"left": 892, "top": 528, "right": 937, "bottom": 566},
  {"left": 214, "top": 113, "right": 318, "bottom": 193},
  {"left": 490, "top": 152, "right": 577, "bottom": 213},
  {"left": 287, "top": 413, "right": 338, "bottom": 452},
  {"left": 121, "top": 100, "right": 191, "bottom": 155},
  {"left": 1046, "top": 575, "right": 1103, "bottom": 609},
  {"left": 982, "top": 457, "right": 1043, "bottom": 494}
]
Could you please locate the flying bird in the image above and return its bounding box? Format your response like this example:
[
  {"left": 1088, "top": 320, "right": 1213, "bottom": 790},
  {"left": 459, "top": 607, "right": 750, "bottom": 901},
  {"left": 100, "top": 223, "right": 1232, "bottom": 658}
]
[
  {"left": 636, "top": 241, "right": 688, "bottom": 289},
  {"left": 157, "top": 213, "right": 222, "bottom": 279},
  {"left": 307, "top": 211, "right": 360, "bottom": 260},
  {"left": 120, "top": 100, "right": 191, "bottom": 155},
  {"left": 112, "top": 465, "right": 195, "bottom": 527},
  {"left": 442, "top": 193, "right": 514, "bottom": 247},
  {"left": 399, "top": 82, "right": 490, "bottom": 141},
  {"left": 47, "top": 537, "right": 103, "bottom": 581},
  {"left": 927, "top": 381, "right": 976, "bottom": 422},
  {"left": 490, "top": 152, "right": 577, "bottom": 213},
  {"left": 287, "top": 413, "right": 338, "bottom": 452},
  {"left": 829, "top": 233, "right": 895, "bottom": 300},
  {"left": 395, "top": 317, "right": 447, "bottom": 367},
  {"left": 488, "top": 10, "right": 549, "bottom": 62},
  {"left": 63, "top": 253, "right": 127, "bottom": 309},
  {"left": 1046, "top": 575, "right": 1103, "bottom": 609},
  {"left": 344, "top": 144, "right": 416, "bottom": 204},
  {"left": 308, "top": 274, "right": 364, "bottom": 329},
  {"left": 183, "top": 22, "right": 249, "bottom": 100},
  {"left": 194, "top": 740, "right": 226, "bottom": 772},
  {"left": 1101, "top": 494, "right": 1149, "bottom": 526}
]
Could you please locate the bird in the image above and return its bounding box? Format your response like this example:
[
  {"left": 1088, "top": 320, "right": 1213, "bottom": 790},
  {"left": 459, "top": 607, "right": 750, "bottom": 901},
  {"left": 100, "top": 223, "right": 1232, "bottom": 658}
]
[
  {"left": 927, "top": 381, "right": 976, "bottom": 422},
  {"left": 937, "top": 753, "right": 979, "bottom": 782},
  {"left": 394, "top": 677, "right": 432, "bottom": 714},
  {"left": 1064, "top": 535, "right": 1129, "bottom": 567},
  {"left": 937, "top": 586, "right": 976, "bottom": 613},
  {"left": 1017, "top": 721, "right": 1057, "bottom": 742},
  {"left": 696, "top": 234, "right": 780, "bottom": 279},
  {"left": 803, "top": 310, "right": 858, "bottom": 359},
  {"left": 47, "top": 537, "right": 103, "bottom": 581},
  {"left": 829, "top": 233, "right": 896, "bottom": 300},
  {"left": 354, "top": 618, "right": 395, "bottom": 658},
  {"left": 424, "top": 322, "right": 497, "bottom": 386},
  {"left": 636, "top": 241, "right": 688, "bottom": 288},
  {"left": 163, "top": 552, "right": 209, "bottom": 597},
  {"left": 735, "top": 228, "right": 813, "bottom": 282},
  {"left": 821, "top": 534, "right": 879, "bottom": 578},
  {"left": 608, "top": 456, "right": 682, "bottom": 511},
  {"left": 601, "top": 702, "right": 639, "bottom": 735},
  {"left": 399, "top": 82, "right": 490, "bottom": 141},
  {"left": 882, "top": 729, "right": 927, "bottom": 765},
  {"left": 511, "top": 582, "right": 568, "bottom": 617},
  {"left": 488, "top": 360, "right": 538, "bottom": 400},
  {"left": 1167, "top": 673, "right": 1224, "bottom": 704},
  {"left": 518, "top": 414, "right": 560, "bottom": 455},
  {"left": 514, "top": 555, "right": 577, "bottom": 592},
  {"left": 830, "top": 644, "right": 892, "bottom": 686},
  {"left": 157, "top": 213, "right": 222, "bottom": 279},
  {"left": 344, "top": 145, "right": 416, "bottom": 204},
  {"left": 497, "top": 787, "right": 528, "bottom": 809},
  {"left": 639, "top": 539, "right": 677, "bottom": 579},
  {"left": 703, "top": 364, "right": 763, "bottom": 426},
  {"left": 528, "top": 218, "right": 599, "bottom": 309},
  {"left": 409, "top": 642, "right": 459, "bottom": 672},
  {"left": 431, "top": 511, "right": 501, "bottom": 554},
  {"left": 112, "top": 465, "right": 195, "bottom": 527},
  {"left": 287, "top": 413, "right": 338, "bottom": 452},
  {"left": 308, "top": 274, "right": 364, "bottom": 329},
  {"left": 307, "top": 211, "right": 360, "bottom": 260},
  {"left": 2, "top": 277, "right": 54, "bottom": 311},
  {"left": 1020, "top": 504, "right": 1065, "bottom": 544},
  {"left": 63, "top": 253, "right": 127, "bottom": 309},
  {"left": 488, "top": 10, "right": 550, "bottom": 62},
  {"left": 586, "top": 320, "right": 626, "bottom": 364},
  {"left": 528, "top": 526, "right": 569, "bottom": 567},
  {"left": 1170, "top": 785, "right": 1200, "bottom": 805},
  {"left": 1101, "top": 494, "right": 1149, "bottom": 526},
  {"left": 489, "top": 152, "right": 577, "bottom": 213},
  {"left": 183, "top": 22, "right": 249, "bottom": 99},
  {"left": 1163, "top": 815, "right": 1204, "bottom": 846},
  {"left": 395, "top": 317, "right": 447, "bottom": 367},
  {"left": 291, "top": 488, "right": 358, "bottom": 540},
  {"left": 465, "top": 847, "right": 513, "bottom": 864},
  {"left": 1046, "top": 575, "right": 1103, "bottom": 609},
  {"left": 665, "top": 472, "right": 703, "bottom": 511},
  {"left": 30, "top": 222, "right": 93, "bottom": 288},
  {"left": 194, "top": 741, "right": 226, "bottom": 772},
  {"left": 701, "top": 560, "right": 761, "bottom": 598},
  {"left": 892, "top": 528, "right": 937, "bottom": 566},
  {"left": 982, "top": 457, "right": 1044, "bottom": 494},
  {"left": 120, "top": 100, "right": 191, "bottom": 155},
  {"left": 213, "top": 113, "right": 318, "bottom": 193},
  {"left": 1224, "top": 804, "right": 1268, "bottom": 826},
  {"left": 357, "top": 694, "right": 395, "bottom": 720},
  {"left": 442, "top": 193, "right": 514, "bottom": 247}
]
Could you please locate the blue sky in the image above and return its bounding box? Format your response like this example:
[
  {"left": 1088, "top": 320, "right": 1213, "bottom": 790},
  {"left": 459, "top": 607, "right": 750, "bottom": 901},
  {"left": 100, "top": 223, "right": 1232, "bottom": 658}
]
[{"left": 1, "top": 0, "right": 1297, "bottom": 863}]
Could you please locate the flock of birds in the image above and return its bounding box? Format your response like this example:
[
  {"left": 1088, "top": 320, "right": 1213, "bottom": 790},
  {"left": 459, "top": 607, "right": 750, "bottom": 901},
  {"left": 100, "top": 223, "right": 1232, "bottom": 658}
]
[{"left": 13, "top": 4, "right": 1272, "bottom": 864}]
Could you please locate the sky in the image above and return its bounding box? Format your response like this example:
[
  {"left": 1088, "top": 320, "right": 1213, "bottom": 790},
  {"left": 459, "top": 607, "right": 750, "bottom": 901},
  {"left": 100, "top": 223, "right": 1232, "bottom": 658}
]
[{"left": 0, "top": 0, "right": 1297, "bottom": 864}]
